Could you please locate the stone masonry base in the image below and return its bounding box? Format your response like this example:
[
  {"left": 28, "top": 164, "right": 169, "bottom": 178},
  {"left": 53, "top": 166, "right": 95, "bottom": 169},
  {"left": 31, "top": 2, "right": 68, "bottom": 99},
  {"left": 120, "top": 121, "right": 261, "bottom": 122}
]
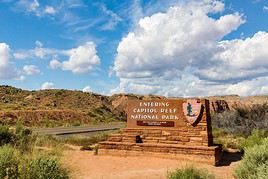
[{"left": 99, "top": 142, "right": 222, "bottom": 166}]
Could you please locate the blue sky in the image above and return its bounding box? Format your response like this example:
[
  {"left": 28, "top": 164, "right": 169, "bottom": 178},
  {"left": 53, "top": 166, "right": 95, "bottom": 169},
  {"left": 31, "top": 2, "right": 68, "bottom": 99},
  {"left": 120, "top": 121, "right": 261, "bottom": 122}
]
[{"left": 1, "top": 0, "right": 268, "bottom": 96}]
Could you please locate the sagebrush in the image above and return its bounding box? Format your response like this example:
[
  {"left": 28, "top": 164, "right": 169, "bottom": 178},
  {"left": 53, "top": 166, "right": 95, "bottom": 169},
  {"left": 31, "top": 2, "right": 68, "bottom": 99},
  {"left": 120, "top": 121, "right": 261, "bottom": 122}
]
[
  {"left": 167, "top": 166, "right": 215, "bottom": 179},
  {"left": 21, "top": 154, "right": 69, "bottom": 179},
  {"left": 234, "top": 138, "right": 268, "bottom": 179}
]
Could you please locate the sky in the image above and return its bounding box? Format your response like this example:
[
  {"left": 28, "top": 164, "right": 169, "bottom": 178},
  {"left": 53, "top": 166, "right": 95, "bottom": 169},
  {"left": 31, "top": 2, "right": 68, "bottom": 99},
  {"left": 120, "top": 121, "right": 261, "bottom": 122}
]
[{"left": 1, "top": 0, "right": 268, "bottom": 97}]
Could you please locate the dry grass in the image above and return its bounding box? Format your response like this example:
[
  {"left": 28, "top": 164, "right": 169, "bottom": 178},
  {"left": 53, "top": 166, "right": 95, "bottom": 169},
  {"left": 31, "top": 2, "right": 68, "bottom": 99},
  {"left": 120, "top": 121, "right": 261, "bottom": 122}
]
[
  {"left": 35, "top": 130, "right": 117, "bottom": 150},
  {"left": 213, "top": 127, "right": 245, "bottom": 152}
]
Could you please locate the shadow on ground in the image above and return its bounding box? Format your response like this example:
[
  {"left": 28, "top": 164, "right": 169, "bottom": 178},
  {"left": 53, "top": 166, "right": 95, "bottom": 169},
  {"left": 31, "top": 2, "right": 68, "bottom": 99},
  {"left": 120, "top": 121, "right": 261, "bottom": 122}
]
[{"left": 218, "top": 151, "right": 243, "bottom": 166}]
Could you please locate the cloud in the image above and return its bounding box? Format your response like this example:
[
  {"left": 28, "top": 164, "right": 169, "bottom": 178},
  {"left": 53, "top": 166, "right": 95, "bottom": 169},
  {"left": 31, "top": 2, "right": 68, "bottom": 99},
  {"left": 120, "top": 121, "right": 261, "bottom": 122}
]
[
  {"left": 263, "top": 6, "right": 268, "bottom": 12},
  {"left": 60, "top": 42, "right": 100, "bottom": 74},
  {"left": 15, "top": 41, "right": 101, "bottom": 74},
  {"left": 82, "top": 86, "right": 91, "bottom": 93},
  {"left": 0, "top": 43, "right": 20, "bottom": 80},
  {"left": 49, "top": 58, "right": 61, "bottom": 69},
  {"left": 111, "top": 0, "right": 268, "bottom": 97},
  {"left": 225, "top": 76, "right": 268, "bottom": 96},
  {"left": 98, "top": 3, "right": 122, "bottom": 31},
  {"left": 41, "top": 82, "right": 54, "bottom": 90},
  {"left": 130, "top": 0, "right": 144, "bottom": 27},
  {"left": 3, "top": 0, "right": 88, "bottom": 32},
  {"left": 29, "top": 0, "right": 39, "bottom": 12},
  {"left": 44, "top": 6, "right": 56, "bottom": 15},
  {"left": 114, "top": 2, "right": 243, "bottom": 78},
  {"left": 196, "top": 31, "right": 268, "bottom": 82},
  {"left": 23, "top": 65, "right": 40, "bottom": 75},
  {"left": 13, "top": 0, "right": 58, "bottom": 17},
  {"left": 14, "top": 41, "right": 59, "bottom": 60},
  {"left": 15, "top": 0, "right": 40, "bottom": 15}
]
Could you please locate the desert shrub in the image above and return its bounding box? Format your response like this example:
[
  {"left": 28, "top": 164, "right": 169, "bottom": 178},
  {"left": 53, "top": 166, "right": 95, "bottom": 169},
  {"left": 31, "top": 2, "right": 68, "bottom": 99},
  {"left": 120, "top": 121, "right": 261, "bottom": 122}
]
[
  {"left": 212, "top": 128, "right": 268, "bottom": 151},
  {"left": 72, "top": 120, "right": 81, "bottom": 126},
  {"left": 0, "top": 123, "right": 36, "bottom": 152},
  {"left": 243, "top": 130, "right": 268, "bottom": 149},
  {"left": 0, "top": 145, "right": 20, "bottom": 179},
  {"left": 89, "top": 105, "right": 121, "bottom": 123},
  {"left": 0, "top": 124, "right": 13, "bottom": 145},
  {"left": 21, "top": 154, "right": 69, "bottom": 179},
  {"left": 212, "top": 104, "right": 268, "bottom": 136},
  {"left": 234, "top": 138, "right": 268, "bottom": 179},
  {"left": 43, "top": 117, "right": 56, "bottom": 128},
  {"left": 167, "top": 166, "right": 215, "bottom": 179},
  {"left": 211, "top": 127, "right": 228, "bottom": 138},
  {"left": 14, "top": 126, "right": 36, "bottom": 153}
]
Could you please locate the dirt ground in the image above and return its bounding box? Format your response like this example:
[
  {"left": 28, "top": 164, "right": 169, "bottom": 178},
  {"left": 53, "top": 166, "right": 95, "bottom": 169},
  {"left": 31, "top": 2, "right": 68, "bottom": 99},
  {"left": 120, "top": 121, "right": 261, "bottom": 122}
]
[{"left": 62, "top": 148, "right": 241, "bottom": 179}]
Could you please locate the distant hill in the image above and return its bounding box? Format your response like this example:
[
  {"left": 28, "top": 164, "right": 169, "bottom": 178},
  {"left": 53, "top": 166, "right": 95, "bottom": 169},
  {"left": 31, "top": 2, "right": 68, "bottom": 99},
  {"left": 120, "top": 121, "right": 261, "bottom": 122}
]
[
  {"left": 0, "top": 85, "right": 267, "bottom": 127},
  {"left": 0, "top": 85, "right": 124, "bottom": 126}
]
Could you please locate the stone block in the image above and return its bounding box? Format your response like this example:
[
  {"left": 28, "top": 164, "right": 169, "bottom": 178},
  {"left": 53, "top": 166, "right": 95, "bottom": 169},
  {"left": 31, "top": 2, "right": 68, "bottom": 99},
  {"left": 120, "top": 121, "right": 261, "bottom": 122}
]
[
  {"left": 159, "top": 140, "right": 179, "bottom": 144},
  {"left": 142, "top": 139, "right": 159, "bottom": 143},
  {"left": 108, "top": 137, "right": 122, "bottom": 142},
  {"left": 190, "top": 137, "right": 203, "bottom": 142}
]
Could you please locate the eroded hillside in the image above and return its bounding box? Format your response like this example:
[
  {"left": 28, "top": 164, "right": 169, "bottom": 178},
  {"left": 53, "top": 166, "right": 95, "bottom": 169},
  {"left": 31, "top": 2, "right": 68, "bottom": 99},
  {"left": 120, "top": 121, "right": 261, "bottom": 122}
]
[{"left": 0, "top": 86, "right": 123, "bottom": 126}]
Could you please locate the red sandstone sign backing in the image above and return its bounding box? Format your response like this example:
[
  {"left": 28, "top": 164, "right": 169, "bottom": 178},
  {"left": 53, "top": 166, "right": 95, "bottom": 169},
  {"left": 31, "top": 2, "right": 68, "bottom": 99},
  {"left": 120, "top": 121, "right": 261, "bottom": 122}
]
[{"left": 127, "top": 99, "right": 204, "bottom": 128}]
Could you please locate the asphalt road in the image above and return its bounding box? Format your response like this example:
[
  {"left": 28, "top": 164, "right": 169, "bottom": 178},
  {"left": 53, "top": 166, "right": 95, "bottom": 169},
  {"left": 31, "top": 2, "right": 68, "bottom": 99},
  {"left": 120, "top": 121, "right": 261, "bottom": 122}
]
[{"left": 33, "top": 123, "right": 125, "bottom": 136}]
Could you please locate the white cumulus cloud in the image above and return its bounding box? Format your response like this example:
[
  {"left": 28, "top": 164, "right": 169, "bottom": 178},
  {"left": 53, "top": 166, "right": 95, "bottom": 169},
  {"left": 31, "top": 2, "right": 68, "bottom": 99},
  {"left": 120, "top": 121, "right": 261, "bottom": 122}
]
[
  {"left": 14, "top": 42, "right": 58, "bottom": 60},
  {"left": 41, "top": 82, "right": 54, "bottom": 90},
  {"left": 82, "top": 86, "right": 91, "bottom": 93},
  {"left": 23, "top": 65, "right": 40, "bottom": 75},
  {"left": 112, "top": 0, "right": 268, "bottom": 96},
  {"left": 0, "top": 43, "right": 20, "bottom": 80},
  {"left": 197, "top": 31, "right": 268, "bottom": 82},
  {"left": 61, "top": 42, "right": 100, "bottom": 74},
  {"left": 114, "top": 2, "right": 244, "bottom": 79},
  {"left": 15, "top": 41, "right": 100, "bottom": 74},
  {"left": 49, "top": 58, "right": 61, "bottom": 69}
]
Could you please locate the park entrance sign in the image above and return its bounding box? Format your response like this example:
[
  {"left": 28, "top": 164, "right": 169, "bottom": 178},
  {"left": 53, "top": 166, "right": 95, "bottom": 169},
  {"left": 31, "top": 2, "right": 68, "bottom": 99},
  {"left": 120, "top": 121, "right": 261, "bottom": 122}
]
[
  {"left": 127, "top": 99, "right": 203, "bottom": 127},
  {"left": 99, "top": 99, "right": 222, "bottom": 165}
]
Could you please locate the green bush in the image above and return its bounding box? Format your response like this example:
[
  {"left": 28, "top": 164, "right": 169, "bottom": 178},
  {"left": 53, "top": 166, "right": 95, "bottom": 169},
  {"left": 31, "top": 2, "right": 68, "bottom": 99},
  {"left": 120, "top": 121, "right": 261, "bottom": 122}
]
[
  {"left": 167, "top": 166, "right": 215, "bottom": 179},
  {"left": 234, "top": 138, "right": 268, "bottom": 179},
  {"left": 0, "top": 123, "right": 36, "bottom": 152},
  {"left": 243, "top": 130, "right": 268, "bottom": 149},
  {"left": 0, "top": 145, "right": 20, "bottom": 179},
  {"left": 13, "top": 122, "right": 36, "bottom": 153},
  {"left": 0, "top": 124, "right": 13, "bottom": 146},
  {"left": 0, "top": 123, "right": 70, "bottom": 179},
  {"left": 21, "top": 154, "right": 69, "bottom": 179}
]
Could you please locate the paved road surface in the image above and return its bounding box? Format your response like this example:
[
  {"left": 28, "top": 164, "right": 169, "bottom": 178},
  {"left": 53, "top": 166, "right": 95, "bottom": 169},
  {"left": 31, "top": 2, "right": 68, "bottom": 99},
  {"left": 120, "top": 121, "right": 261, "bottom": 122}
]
[{"left": 33, "top": 123, "right": 125, "bottom": 136}]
